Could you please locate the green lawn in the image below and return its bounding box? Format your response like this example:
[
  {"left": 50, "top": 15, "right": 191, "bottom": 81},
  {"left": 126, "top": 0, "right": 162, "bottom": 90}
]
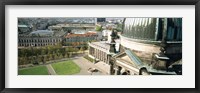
[
  {"left": 51, "top": 60, "right": 80, "bottom": 75},
  {"left": 18, "top": 66, "right": 49, "bottom": 75}
]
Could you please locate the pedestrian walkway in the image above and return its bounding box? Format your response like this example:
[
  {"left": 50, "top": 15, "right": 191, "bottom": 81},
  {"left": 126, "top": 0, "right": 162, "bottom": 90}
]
[
  {"left": 94, "top": 61, "right": 110, "bottom": 74},
  {"left": 46, "top": 64, "right": 57, "bottom": 75},
  {"left": 73, "top": 57, "right": 107, "bottom": 75}
]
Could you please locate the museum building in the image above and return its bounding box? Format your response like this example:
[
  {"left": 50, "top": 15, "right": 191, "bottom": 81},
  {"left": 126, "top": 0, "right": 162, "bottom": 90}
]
[
  {"left": 18, "top": 30, "right": 65, "bottom": 47},
  {"left": 89, "top": 18, "right": 182, "bottom": 75}
]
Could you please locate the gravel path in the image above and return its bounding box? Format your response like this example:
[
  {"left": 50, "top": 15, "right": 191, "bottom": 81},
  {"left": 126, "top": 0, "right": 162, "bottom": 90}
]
[{"left": 46, "top": 64, "right": 57, "bottom": 75}]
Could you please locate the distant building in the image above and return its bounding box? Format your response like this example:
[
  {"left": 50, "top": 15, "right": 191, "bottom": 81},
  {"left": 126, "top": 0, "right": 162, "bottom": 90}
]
[
  {"left": 97, "top": 18, "right": 106, "bottom": 22},
  {"left": 88, "top": 30, "right": 119, "bottom": 74},
  {"left": 29, "top": 30, "right": 54, "bottom": 36},
  {"left": 18, "top": 30, "right": 66, "bottom": 47},
  {"left": 88, "top": 39, "right": 120, "bottom": 63},
  {"left": 18, "top": 25, "right": 31, "bottom": 34},
  {"left": 88, "top": 41, "right": 111, "bottom": 64},
  {"left": 48, "top": 23, "right": 95, "bottom": 32},
  {"left": 95, "top": 18, "right": 106, "bottom": 25},
  {"left": 18, "top": 35, "right": 62, "bottom": 47},
  {"left": 63, "top": 31, "right": 98, "bottom": 47}
]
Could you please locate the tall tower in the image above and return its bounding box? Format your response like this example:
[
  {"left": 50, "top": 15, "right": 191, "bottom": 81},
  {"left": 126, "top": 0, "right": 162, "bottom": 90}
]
[{"left": 95, "top": 18, "right": 106, "bottom": 25}]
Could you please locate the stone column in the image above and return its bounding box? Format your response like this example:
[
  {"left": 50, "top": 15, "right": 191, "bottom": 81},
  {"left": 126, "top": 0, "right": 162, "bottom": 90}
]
[
  {"left": 98, "top": 50, "right": 100, "bottom": 60},
  {"left": 93, "top": 47, "right": 95, "bottom": 56},
  {"left": 107, "top": 55, "right": 110, "bottom": 64},
  {"left": 99, "top": 50, "right": 102, "bottom": 60},
  {"left": 96, "top": 49, "right": 98, "bottom": 58},
  {"left": 88, "top": 46, "right": 91, "bottom": 55},
  {"left": 103, "top": 52, "right": 106, "bottom": 62},
  {"left": 117, "top": 66, "right": 122, "bottom": 75},
  {"left": 114, "top": 68, "right": 118, "bottom": 75},
  {"left": 114, "top": 66, "right": 122, "bottom": 75},
  {"left": 94, "top": 48, "right": 97, "bottom": 58}
]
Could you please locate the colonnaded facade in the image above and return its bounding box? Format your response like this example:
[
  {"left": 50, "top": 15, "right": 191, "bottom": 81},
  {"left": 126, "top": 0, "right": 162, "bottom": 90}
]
[
  {"left": 88, "top": 41, "right": 111, "bottom": 64},
  {"left": 18, "top": 35, "right": 62, "bottom": 47},
  {"left": 18, "top": 29, "right": 66, "bottom": 47},
  {"left": 64, "top": 32, "right": 98, "bottom": 46}
]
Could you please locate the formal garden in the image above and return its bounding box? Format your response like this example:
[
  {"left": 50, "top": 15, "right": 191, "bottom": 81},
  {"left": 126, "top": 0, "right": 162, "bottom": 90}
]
[
  {"left": 18, "top": 60, "right": 80, "bottom": 75},
  {"left": 18, "top": 43, "right": 88, "bottom": 66},
  {"left": 51, "top": 60, "right": 80, "bottom": 75}
]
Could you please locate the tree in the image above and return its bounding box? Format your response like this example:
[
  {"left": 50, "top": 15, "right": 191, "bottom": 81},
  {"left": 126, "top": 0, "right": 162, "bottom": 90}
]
[
  {"left": 65, "top": 52, "right": 69, "bottom": 58},
  {"left": 56, "top": 49, "right": 60, "bottom": 56},
  {"left": 28, "top": 56, "right": 32, "bottom": 64},
  {"left": 41, "top": 55, "right": 46, "bottom": 64},
  {"left": 18, "top": 57, "right": 23, "bottom": 65},
  {"left": 95, "top": 25, "right": 103, "bottom": 31},
  {"left": 38, "top": 55, "right": 42, "bottom": 63},
  {"left": 83, "top": 27, "right": 87, "bottom": 31},
  {"left": 83, "top": 45, "right": 88, "bottom": 50},
  {"left": 52, "top": 52, "right": 55, "bottom": 60},
  {"left": 71, "top": 42, "right": 77, "bottom": 48},
  {"left": 80, "top": 47, "right": 84, "bottom": 53},
  {"left": 73, "top": 48, "right": 79, "bottom": 54},
  {"left": 47, "top": 46, "right": 53, "bottom": 54},
  {"left": 41, "top": 49, "right": 46, "bottom": 55},
  {"left": 46, "top": 55, "right": 50, "bottom": 61},
  {"left": 54, "top": 54, "right": 58, "bottom": 60},
  {"left": 60, "top": 48, "right": 65, "bottom": 57},
  {"left": 68, "top": 52, "right": 72, "bottom": 58},
  {"left": 32, "top": 56, "right": 39, "bottom": 65},
  {"left": 49, "top": 54, "right": 53, "bottom": 60},
  {"left": 115, "top": 23, "right": 123, "bottom": 32},
  {"left": 59, "top": 54, "right": 63, "bottom": 59}
]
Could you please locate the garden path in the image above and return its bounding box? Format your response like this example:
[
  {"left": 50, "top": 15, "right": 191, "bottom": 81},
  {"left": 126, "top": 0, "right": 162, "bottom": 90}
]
[{"left": 46, "top": 64, "right": 57, "bottom": 75}]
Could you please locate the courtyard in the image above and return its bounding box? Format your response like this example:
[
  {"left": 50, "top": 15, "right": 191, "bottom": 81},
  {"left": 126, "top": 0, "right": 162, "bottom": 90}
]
[{"left": 18, "top": 57, "right": 108, "bottom": 75}]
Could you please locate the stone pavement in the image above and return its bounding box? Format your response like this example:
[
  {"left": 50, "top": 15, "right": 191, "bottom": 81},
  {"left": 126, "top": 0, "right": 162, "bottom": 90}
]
[
  {"left": 94, "top": 61, "right": 110, "bottom": 74},
  {"left": 73, "top": 57, "right": 107, "bottom": 75}
]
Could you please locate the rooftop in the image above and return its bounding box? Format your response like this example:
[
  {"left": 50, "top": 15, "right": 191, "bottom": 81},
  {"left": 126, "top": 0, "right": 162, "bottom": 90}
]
[
  {"left": 91, "top": 41, "right": 110, "bottom": 49},
  {"left": 18, "top": 25, "right": 28, "bottom": 28},
  {"left": 65, "top": 32, "right": 97, "bottom": 38},
  {"left": 29, "top": 30, "right": 54, "bottom": 36}
]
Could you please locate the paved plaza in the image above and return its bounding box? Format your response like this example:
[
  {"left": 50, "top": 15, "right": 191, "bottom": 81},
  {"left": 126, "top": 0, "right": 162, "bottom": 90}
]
[{"left": 73, "top": 57, "right": 108, "bottom": 75}]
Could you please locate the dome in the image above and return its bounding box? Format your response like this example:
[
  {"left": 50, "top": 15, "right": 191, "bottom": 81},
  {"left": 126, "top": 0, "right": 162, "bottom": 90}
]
[{"left": 122, "top": 18, "right": 182, "bottom": 41}]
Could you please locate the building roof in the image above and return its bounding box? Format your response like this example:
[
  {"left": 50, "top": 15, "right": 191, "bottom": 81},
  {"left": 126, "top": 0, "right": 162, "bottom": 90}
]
[
  {"left": 91, "top": 41, "right": 110, "bottom": 49},
  {"left": 114, "top": 48, "right": 181, "bottom": 75},
  {"left": 29, "top": 30, "right": 54, "bottom": 36},
  {"left": 18, "top": 25, "right": 28, "bottom": 28},
  {"left": 65, "top": 32, "right": 97, "bottom": 38},
  {"left": 89, "top": 41, "right": 111, "bottom": 53},
  {"left": 54, "top": 31, "right": 66, "bottom": 37}
]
